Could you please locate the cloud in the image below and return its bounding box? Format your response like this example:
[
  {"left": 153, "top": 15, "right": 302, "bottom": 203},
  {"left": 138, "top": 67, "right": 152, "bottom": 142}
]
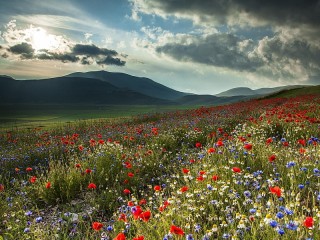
[
  {"left": 1, "top": 22, "right": 126, "bottom": 67},
  {"left": 156, "top": 33, "right": 261, "bottom": 71},
  {"left": 97, "top": 56, "right": 125, "bottom": 66},
  {"left": 131, "top": 0, "right": 320, "bottom": 29},
  {"left": 9, "top": 42, "right": 34, "bottom": 59},
  {"left": 154, "top": 30, "right": 320, "bottom": 84},
  {"left": 72, "top": 44, "right": 117, "bottom": 56},
  {"left": 131, "top": 1, "right": 320, "bottom": 85},
  {"left": 4, "top": 43, "right": 126, "bottom": 66}
]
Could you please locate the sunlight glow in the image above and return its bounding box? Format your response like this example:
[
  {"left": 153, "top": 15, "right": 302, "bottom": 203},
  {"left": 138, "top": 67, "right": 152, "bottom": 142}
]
[{"left": 29, "top": 27, "right": 60, "bottom": 51}]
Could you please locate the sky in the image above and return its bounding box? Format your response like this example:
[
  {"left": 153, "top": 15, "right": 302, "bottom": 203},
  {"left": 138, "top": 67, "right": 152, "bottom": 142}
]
[{"left": 0, "top": 0, "right": 319, "bottom": 94}]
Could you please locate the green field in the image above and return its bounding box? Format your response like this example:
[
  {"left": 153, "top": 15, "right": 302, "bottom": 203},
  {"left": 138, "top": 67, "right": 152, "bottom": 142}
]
[{"left": 0, "top": 104, "right": 195, "bottom": 129}]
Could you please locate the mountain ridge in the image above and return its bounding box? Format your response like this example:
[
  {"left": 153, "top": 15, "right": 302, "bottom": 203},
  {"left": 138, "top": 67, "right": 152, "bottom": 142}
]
[
  {"left": 215, "top": 85, "right": 310, "bottom": 97},
  {"left": 66, "top": 70, "right": 188, "bottom": 100}
]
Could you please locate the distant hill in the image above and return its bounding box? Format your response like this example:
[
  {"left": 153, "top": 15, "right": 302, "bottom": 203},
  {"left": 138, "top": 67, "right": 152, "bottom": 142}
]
[
  {"left": 1, "top": 72, "right": 315, "bottom": 107},
  {"left": 216, "top": 85, "right": 308, "bottom": 97},
  {"left": 0, "top": 76, "right": 171, "bottom": 105},
  {"left": 66, "top": 71, "right": 187, "bottom": 100},
  {"left": 262, "top": 85, "right": 320, "bottom": 99}
]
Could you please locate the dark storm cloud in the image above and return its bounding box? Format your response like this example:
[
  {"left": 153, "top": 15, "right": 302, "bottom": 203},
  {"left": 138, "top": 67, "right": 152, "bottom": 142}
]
[
  {"left": 5, "top": 43, "right": 126, "bottom": 66},
  {"left": 156, "top": 33, "right": 261, "bottom": 71},
  {"left": 156, "top": 31, "right": 320, "bottom": 82},
  {"left": 37, "top": 52, "right": 80, "bottom": 63},
  {"left": 9, "top": 42, "right": 34, "bottom": 58},
  {"left": 135, "top": 0, "right": 320, "bottom": 28},
  {"left": 97, "top": 56, "right": 126, "bottom": 66},
  {"left": 72, "top": 44, "right": 117, "bottom": 56}
]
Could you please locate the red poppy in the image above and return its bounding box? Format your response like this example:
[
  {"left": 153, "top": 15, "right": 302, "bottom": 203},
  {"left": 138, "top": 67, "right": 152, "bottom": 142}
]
[
  {"left": 124, "top": 162, "right": 132, "bottom": 169},
  {"left": 88, "top": 183, "right": 97, "bottom": 189},
  {"left": 139, "top": 211, "right": 151, "bottom": 222},
  {"left": 118, "top": 213, "right": 127, "bottom": 222},
  {"left": 75, "top": 163, "right": 81, "bottom": 168},
  {"left": 0, "top": 184, "right": 4, "bottom": 192},
  {"left": 30, "top": 176, "right": 37, "bottom": 183},
  {"left": 154, "top": 185, "right": 161, "bottom": 191},
  {"left": 268, "top": 154, "right": 276, "bottom": 162},
  {"left": 303, "top": 216, "right": 313, "bottom": 228},
  {"left": 26, "top": 167, "right": 33, "bottom": 172},
  {"left": 133, "top": 206, "right": 143, "bottom": 219},
  {"left": 85, "top": 169, "right": 92, "bottom": 174},
  {"left": 45, "top": 182, "right": 51, "bottom": 189},
  {"left": 89, "top": 139, "right": 96, "bottom": 146},
  {"left": 195, "top": 142, "right": 202, "bottom": 148},
  {"left": 212, "top": 175, "right": 219, "bottom": 181},
  {"left": 123, "top": 189, "right": 131, "bottom": 195},
  {"left": 244, "top": 143, "right": 253, "bottom": 150},
  {"left": 232, "top": 167, "right": 241, "bottom": 173},
  {"left": 269, "top": 186, "right": 282, "bottom": 197},
  {"left": 78, "top": 145, "right": 84, "bottom": 151},
  {"left": 199, "top": 170, "right": 206, "bottom": 175},
  {"left": 196, "top": 175, "right": 204, "bottom": 181},
  {"left": 133, "top": 236, "right": 144, "bottom": 240},
  {"left": 98, "top": 139, "right": 105, "bottom": 145},
  {"left": 266, "top": 138, "right": 273, "bottom": 145},
  {"left": 216, "top": 140, "right": 224, "bottom": 147},
  {"left": 180, "top": 186, "right": 189, "bottom": 193},
  {"left": 207, "top": 147, "right": 215, "bottom": 153},
  {"left": 127, "top": 172, "right": 134, "bottom": 177},
  {"left": 182, "top": 168, "right": 190, "bottom": 174},
  {"left": 299, "top": 148, "right": 306, "bottom": 154},
  {"left": 139, "top": 199, "right": 147, "bottom": 205},
  {"left": 114, "top": 232, "right": 126, "bottom": 240},
  {"left": 298, "top": 139, "right": 306, "bottom": 146},
  {"left": 170, "top": 225, "right": 184, "bottom": 235},
  {"left": 92, "top": 221, "right": 103, "bottom": 231}
]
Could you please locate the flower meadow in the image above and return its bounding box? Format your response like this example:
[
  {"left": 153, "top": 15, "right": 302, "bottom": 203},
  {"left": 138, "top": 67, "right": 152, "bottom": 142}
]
[{"left": 0, "top": 93, "right": 320, "bottom": 240}]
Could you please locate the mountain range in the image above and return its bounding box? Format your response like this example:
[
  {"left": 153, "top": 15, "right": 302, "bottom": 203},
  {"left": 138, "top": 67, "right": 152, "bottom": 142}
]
[
  {"left": 215, "top": 86, "right": 308, "bottom": 97},
  {"left": 0, "top": 71, "right": 310, "bottom": 106}
]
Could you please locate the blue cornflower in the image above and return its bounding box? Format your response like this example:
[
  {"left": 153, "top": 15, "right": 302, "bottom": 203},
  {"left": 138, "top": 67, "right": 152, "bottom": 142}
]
[
  {"left": 186, "top": 234, "right": 194, "bottom": 240},
  {"left": 298, "top": 184, "right": 304, "bottom": 189},
  {"left": 279, "top": 206, "right": 285, "bottom": 211},
  {"left": 300, "top": 167, "right": 308, "bottom": 172},
  {"left": 313, "top": 168, "right": 320, "bottom": 174},
  {"left": 35, "top": 216, "right": 43, "bottom": 223},
  {"left": 286, "top": 161, "right": 296, "bottom": 168},
  {"left": 163, "top": 234, "right": 173, "bottom": 240},
  {"left": 269, "top": 220, "right": 278, "bottom": 228},
  {"left": 202, "top": 235, "right": 210, "bottom": 240},
  {"left": 286, "top": 221, "right": 298, "bottom": 230},
  {"left": 195, "top": 224, "right": 201, "bottom": 232},
  {"left": 284, "top": 208, "right": 293, "bottom": 215},
  {"left": 249, "top": 208, "right": 256, "bottom": 214},
  {"left": 276, "top": 212, "right": 284, "bottom": 219},
  {"left": 222, "top": 233, "right": 231, "bottom": 239},
  {"left": 106, "top": 225, "right": 113, "bottom": 231},
  {"left": 244, "top": 190, "right": 251, "bottom": 197},
  {"left": 25, "top": 210, "right": 32, "bottom": 216},
  {"left": 24, "top": 228, "right": 30, "bottom": 233},
  {"left": 278, "top": 228, "right": 285, "bottom": 235}
]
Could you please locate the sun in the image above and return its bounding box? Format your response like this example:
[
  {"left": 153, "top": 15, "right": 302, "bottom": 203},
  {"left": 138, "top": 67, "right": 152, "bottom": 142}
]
[{"left": 29, "top": 27, "right": 59, "bottom": 51}]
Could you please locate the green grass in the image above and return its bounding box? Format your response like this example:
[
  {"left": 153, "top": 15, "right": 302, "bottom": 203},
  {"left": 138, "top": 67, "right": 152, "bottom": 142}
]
[
  {"left": 0, "top": 104, "right": 196, "bottom": 129},
  {"left": 1, "top": 92, "right": 320, "bottom": 239},
  {"left": 262, "top": 85, "right": 320, "bottom": 99}
]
